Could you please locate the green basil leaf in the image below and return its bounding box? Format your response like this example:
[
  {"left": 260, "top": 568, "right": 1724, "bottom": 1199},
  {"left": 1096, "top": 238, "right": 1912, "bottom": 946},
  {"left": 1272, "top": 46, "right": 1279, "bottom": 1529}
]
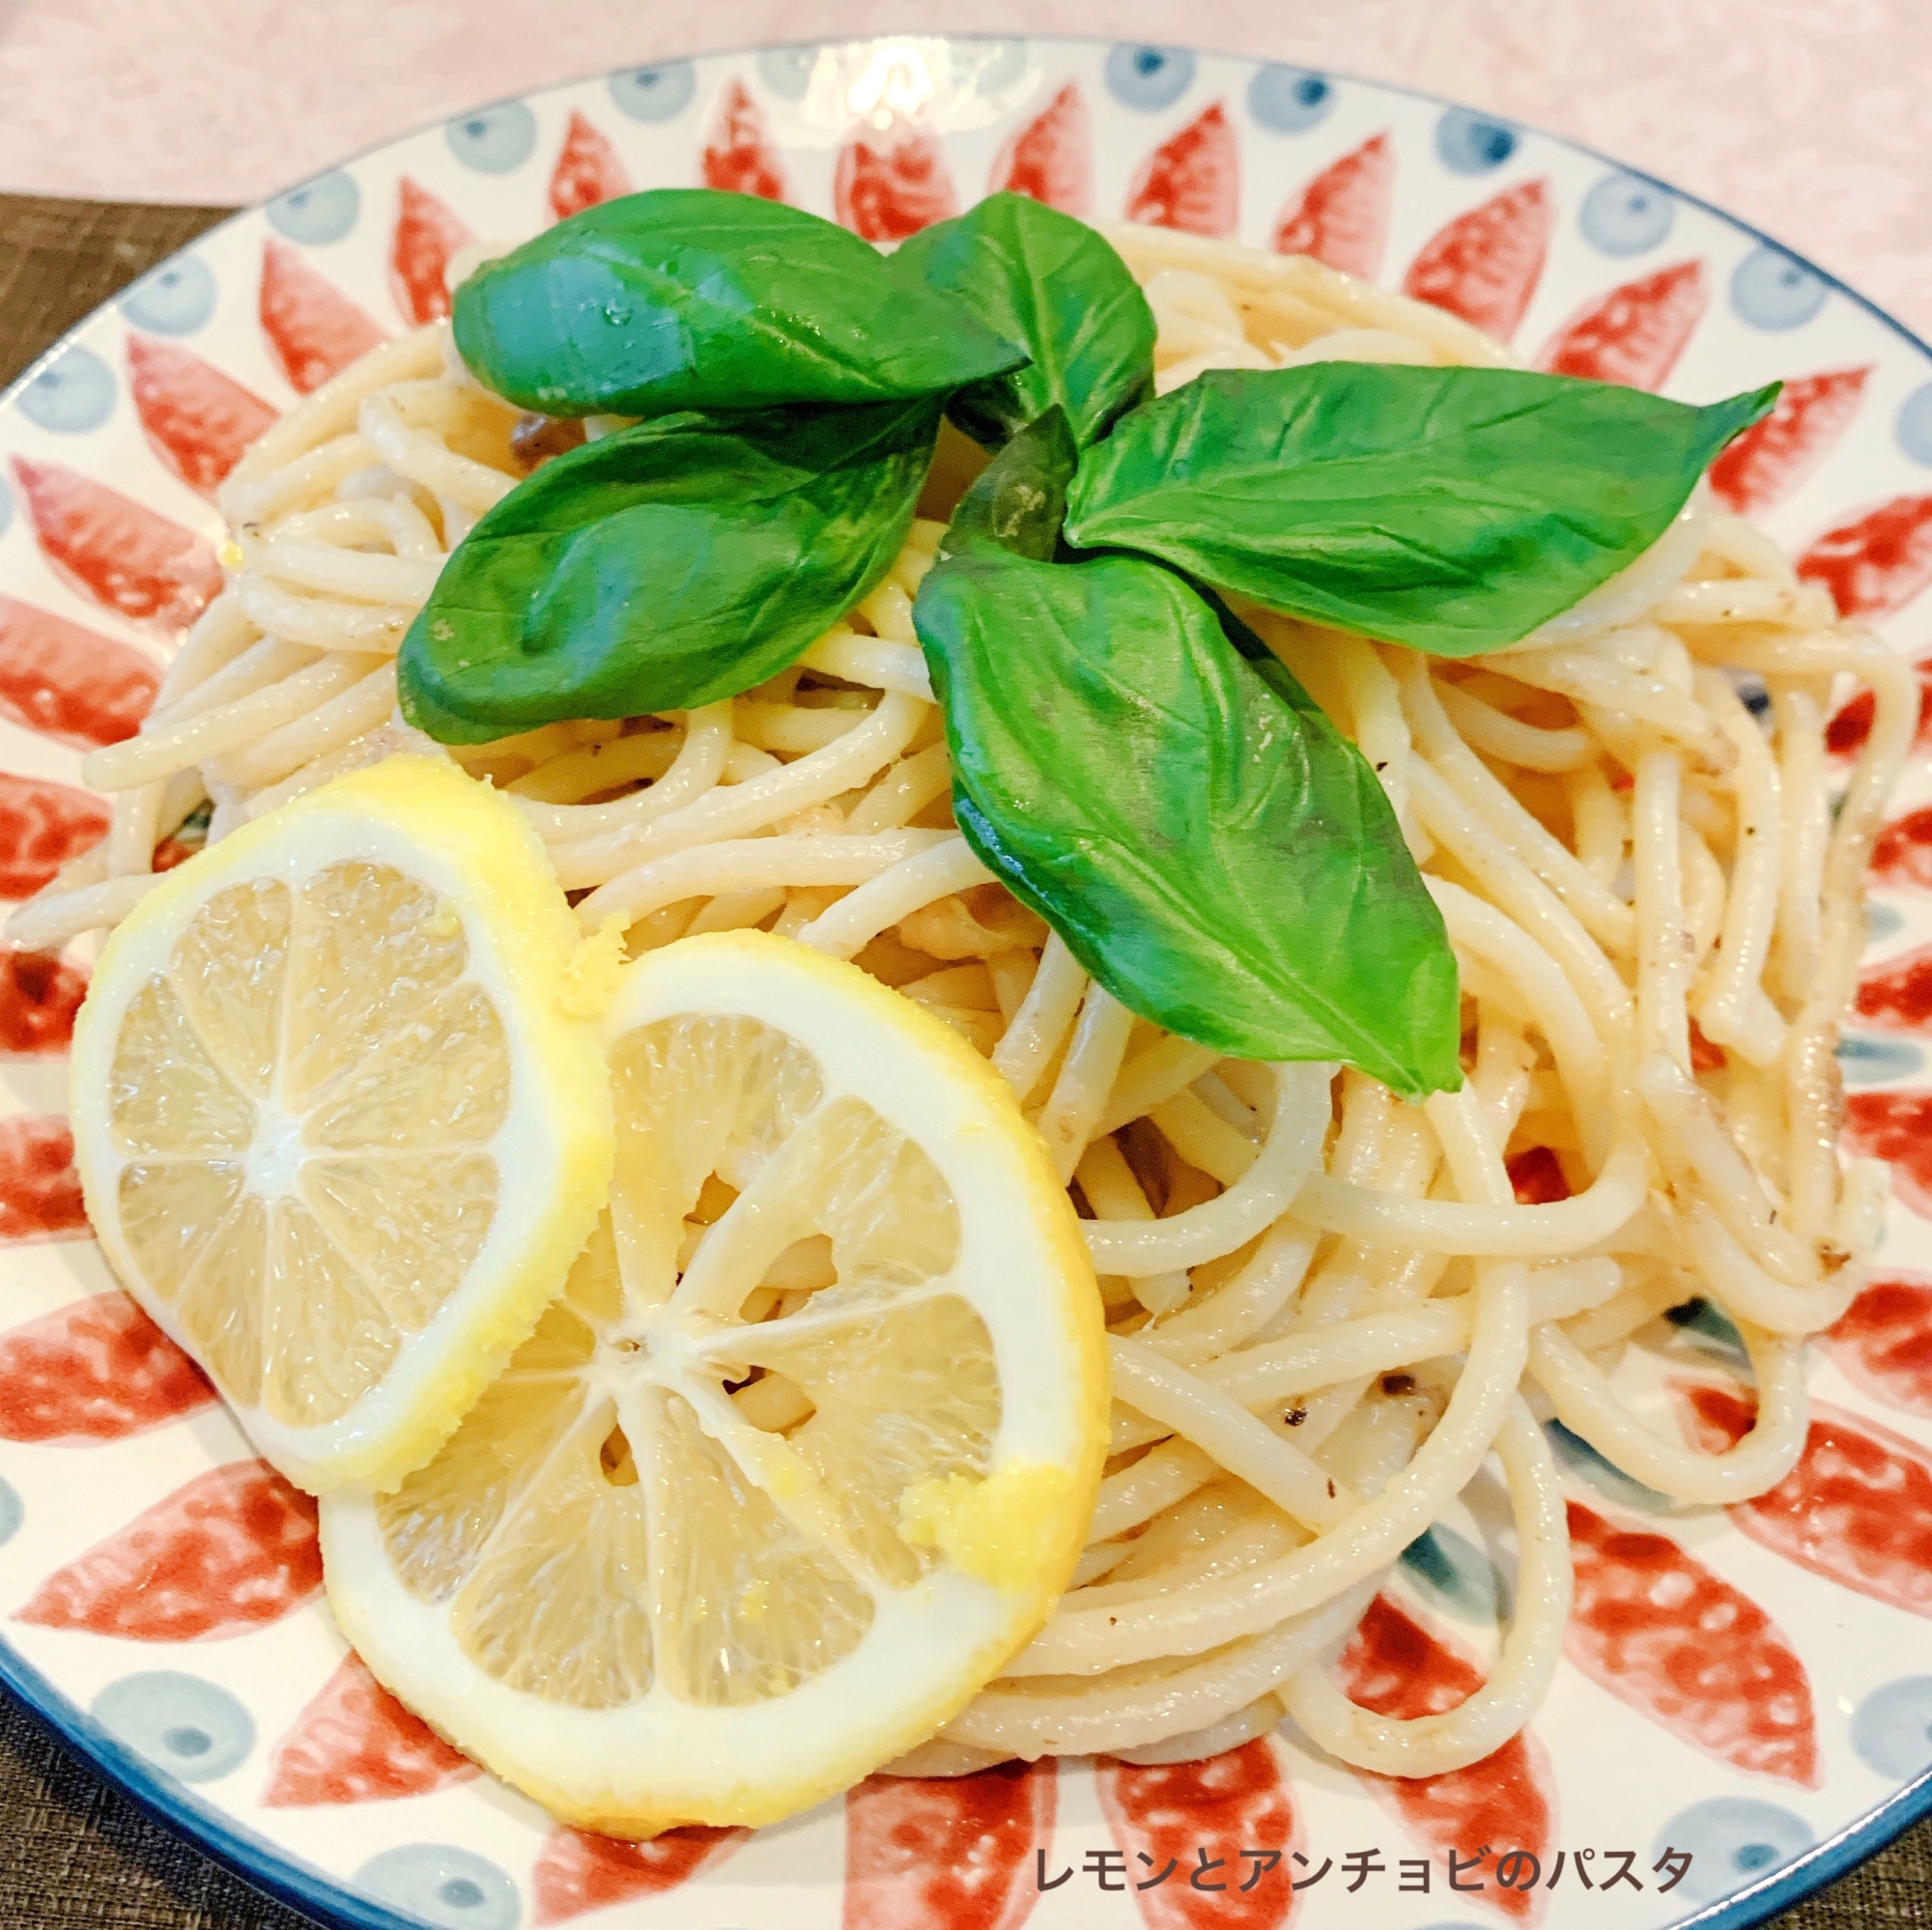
[
  {"left": 399, "top": 399, "right": 938, "bottom": 741},
  {"left": 890, "top": 190, "right": 1156, "bottom": 449},
  {"left": 939, "top": 406, "right": 1078, "bottom": 563},
  {"left": 913, "top": 540, "right": 1463, "bottom": 1095},
  {"left": 1063, "top": 365, "right": 1779, "bottom": 657},
  {"left": 453, "top": 188, "right": 1026, "bottom": 417}
]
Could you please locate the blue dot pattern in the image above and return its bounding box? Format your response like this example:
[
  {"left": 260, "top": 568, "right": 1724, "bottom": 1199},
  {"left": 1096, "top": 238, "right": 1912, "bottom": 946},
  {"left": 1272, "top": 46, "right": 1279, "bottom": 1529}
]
[
  {"left": 1653, "top": 1798, "right": 1814, "bottom": 1907},
  {"left": 1105, "top": 43, "right": 1196, "bottom": 112},
  {"left": 610, "top": 60, "right": 697, "bottom": 123},
  {"left": 0, "top": 1474, "right": 19, "bottom": 1547},
  {"left": 1895, "top": 382, "right": 1932, "bottom": 466},
  {"left": 970, "top": 41, "right": 1031, "bottom": 98},
  {"left": 1836, "top": 1033, "right": 1925, "bottom": 1086},
  {"left": 446, "top": 102, "right": 538, "bottom": 174},
  {"left": 1663, "top": 1294, "right": 1749, "bottom": 1367},
  {"left": 1868, "top": 899, "right": 1906, "bottom": 945},
  {"left": 0, "top": 474, "right": 13, "bottom": 546},
  {"left": 355, "top": 1845, "right": 520, "bottom": 1930},
  {"left": 91, "top": 1673, "right": 255, "bottom": 1784},
  {"left": 1579, "top": 172, "right": 1675, "bottom": 257},
  {"left": 1247, "top": 66, "right": 1336, "bottom": 135},
  {"left": 754, "top": 46, "right": 817, "bottom": 102},
  {"left": 1545, "top": 1418, "right": 1675, "bottom": 1511},
  {"left": 1435, "top": 107, "right": 1517, "bottom": 175},
  {"left": 268, "top": 171, "right": 361, "bottom": 246},
  {"left": 17, "top": 344, "right": 115, "bottom": 434},
  {"left": 1400, "top": 1523, "right": 1509, "bottom": 1624},
  {"left": 1852, "top": 1678, "right": 1932, "bottom": 1778},
  {"left": 121, "top": 256, "right": 218, "bottom": 337},
  {"left": 1731, "top": 245, "right": 1829, "bottom": 331}
]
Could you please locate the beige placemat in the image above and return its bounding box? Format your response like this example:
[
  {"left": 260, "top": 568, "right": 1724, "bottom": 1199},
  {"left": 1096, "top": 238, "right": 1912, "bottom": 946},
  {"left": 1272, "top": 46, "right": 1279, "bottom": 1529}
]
[{"left": 0, "top": 188, "right": 1924, "bottom": 1930}]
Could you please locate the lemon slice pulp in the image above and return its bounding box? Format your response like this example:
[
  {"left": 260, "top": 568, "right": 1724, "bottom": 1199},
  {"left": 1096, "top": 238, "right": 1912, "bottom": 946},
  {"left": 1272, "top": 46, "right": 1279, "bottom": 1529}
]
[
  {"left": 322, "top": 930, "right": 1107, "bottom": 1833},
  {"left": 70, "top": 756, "right": 612, "bottom": 1493}
]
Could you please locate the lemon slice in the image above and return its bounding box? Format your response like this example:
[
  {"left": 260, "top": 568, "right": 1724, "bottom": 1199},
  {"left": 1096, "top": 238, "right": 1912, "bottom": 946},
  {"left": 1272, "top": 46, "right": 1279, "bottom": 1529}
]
[
  {"left": 321, "top": 930, "right": 1106, "bottom": 1833},
  {"left": 70, "top": 756, "right": 613, "bottom": 1493}
]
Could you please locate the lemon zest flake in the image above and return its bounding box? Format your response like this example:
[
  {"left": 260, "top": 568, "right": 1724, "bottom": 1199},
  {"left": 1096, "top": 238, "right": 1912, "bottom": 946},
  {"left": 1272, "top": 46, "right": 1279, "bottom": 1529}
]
[
  {"left": 558, "top": 916, "right": 628, "bottom": 1019},
  {"left": 898, "top": 1461, "right": 1079, "bottom": 1593}
]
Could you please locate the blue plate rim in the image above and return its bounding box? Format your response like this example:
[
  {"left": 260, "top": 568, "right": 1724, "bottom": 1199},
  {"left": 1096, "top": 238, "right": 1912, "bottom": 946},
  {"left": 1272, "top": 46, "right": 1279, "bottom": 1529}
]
[
  {"left": 0, "top": 1631, "right": 392, "bottom": 1930},
  {"left": 2, "top": 33, "right": 1929, "bottom": 1930}
]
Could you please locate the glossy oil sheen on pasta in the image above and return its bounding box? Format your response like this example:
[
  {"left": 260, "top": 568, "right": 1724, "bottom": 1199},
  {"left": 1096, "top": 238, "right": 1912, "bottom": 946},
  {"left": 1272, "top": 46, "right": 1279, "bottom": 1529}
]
[{"left": 30, "top": 217, "right": 1909, "bottom": 1782}]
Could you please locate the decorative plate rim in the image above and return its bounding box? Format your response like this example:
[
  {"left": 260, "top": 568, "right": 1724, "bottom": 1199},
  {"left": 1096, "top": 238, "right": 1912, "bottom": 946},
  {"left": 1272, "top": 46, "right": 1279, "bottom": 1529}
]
[{"left": 0, "top": 1632, "right": 394, "bottom": 1930}]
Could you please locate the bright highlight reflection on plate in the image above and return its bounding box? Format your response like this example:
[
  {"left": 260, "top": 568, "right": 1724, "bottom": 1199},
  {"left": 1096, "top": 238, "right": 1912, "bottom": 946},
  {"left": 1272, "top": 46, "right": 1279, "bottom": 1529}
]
[{"left": 792, "top": 37, "right": 1038, "bottom": 137}]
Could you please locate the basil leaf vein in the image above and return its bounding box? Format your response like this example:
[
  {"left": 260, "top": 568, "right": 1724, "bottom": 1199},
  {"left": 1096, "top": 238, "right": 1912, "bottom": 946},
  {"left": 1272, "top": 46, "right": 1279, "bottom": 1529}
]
[
  {"left": 454, "top": 188, "right": 1025, "bottom": 417},
  {"left": 915, "top": 440, "right": 1462, "bottom": 1094},
  {"left": 400, "top": 399, "right": 938, "bottom": 741},
  {"left": 939, "top": 405, "right": 1078, "bottom": 563},
  {"left": 1063, "top": 364, "right": 1778, "bottom": 657},
  {"left": 891, "top": 191, "right": 1156, "bottom": 450}
]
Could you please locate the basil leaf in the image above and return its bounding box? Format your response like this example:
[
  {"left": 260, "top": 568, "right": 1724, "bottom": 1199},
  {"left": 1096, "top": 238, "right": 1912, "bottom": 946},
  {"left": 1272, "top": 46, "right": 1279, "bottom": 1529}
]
[
  {"left": 399, "top": 399, "right": 938, "bottom": 741},
  {"left": 913, "top": 540, "right": 1462, "bottom": 1095},
  {"left": 890, "top": 191, "right": 1156, "bottom": 449},
  {"left": 1063, "top": 365, "right": 1779, "bottom": 657},
  {"left": 939, "top": 406, "right": 1078, "bottom": 563},
  {"left": 453, "top": 188, "right": 1025, "bottom": 417}
]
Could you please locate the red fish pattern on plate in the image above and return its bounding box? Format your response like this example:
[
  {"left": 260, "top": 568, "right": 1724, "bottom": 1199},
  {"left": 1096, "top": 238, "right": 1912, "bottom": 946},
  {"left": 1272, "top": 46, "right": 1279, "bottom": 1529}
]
[
  {"left": 1097, "top": 1742, "right": 1298, "bottom": 1930},
  {"left": 844, "top": 1761, "right": 1053, "bottom": 1930},
  {"left": 1537, "top": 260, "right": 1707, "bottom": 389},
  {"left": 1828, "top": 661, "right": 1932, "bottom": 762},
  {"left": 1677, "top": 1382, "right": 1932, "bottom": 1619},
  {"left": 10, "top": 457, "right": 220, "bottom": 636},
  {"left": 1273, "top": 132, "right": 1393, "bottom": 281},
  {"left": 264, "top": 1650, "right": 477, "bottom": 1805},
  {"left": 1844, "top": 1091, "right": 1932, "bottom": 1216},
  {"left": 389, "top": 176, "right": 473, "bottom": 327},
  {"left": 0, "top": 1293, "right": 213, "bottom": 1442},
  {"left": 0, "top": 595, "right": 156, "bottom": 749},
  {"left": 701, "top": 76, "right": 785, "bottom": 202},
  {"left": 533, "top": 1824, "right": 745, "bottom": 1927},
  {"left": 1124, "top": 103, "right": 1239, "bottom": 240},
  {"left": 1401, "top": 181, "right": 1550, "bottom": 342},
  {"left": 16, "top": 1460, "right": 322, "bottom": 1641},
  {"left": 1857, "top": 942, "right": 1932, "bottom": 1029},
  {"left": 127, "top": 336, "right": 277, "bottom": 498},
  {"left": 1506, "top": 1144, "right": 1572, "bottom": 1205},
  {"left": 1826, "top": 1274, "right": 1932, "bottom": 1416},
  {"left": 1799, "top": 494, "right": 1932, "bottom": 621},
  {"left": 1563, "top": 1498, "right": 1821, "bottom": 1786},
  {"left": 1708, "top": 366, "right": 1873, "bottom": 517},
  {"left": 259, "top": 239, "right": 386, "bottom": 396},
  {"left": 1870, "top": 801, "right": 1932, "bottom": 882},
  {"left": 549, "top": 109, "right": 631, "bottom": 222},
  {"left": 0, "top": 769, "right": 109, "bottom": 898},
  {"left": 0, "top": 1114, "right": 87, "bottom": 1241},
  {"left": 836, "top": 128, "right": 958, "bottom": 241},
  {"left": 0, "top": 948, "right": 87, "bottom": 1054},
  {"left": 1333, "top": 1597, "right": 1554, "bottom": 1922},
  {"left": 991, "top": 80, "right": 1092, "bottom": 217}
]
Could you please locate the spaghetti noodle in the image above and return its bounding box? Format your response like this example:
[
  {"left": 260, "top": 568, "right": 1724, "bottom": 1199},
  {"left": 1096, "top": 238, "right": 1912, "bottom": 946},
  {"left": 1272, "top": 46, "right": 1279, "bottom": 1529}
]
[{"left": 24, "top": 221, "right": 1907, "bottom": 1781}]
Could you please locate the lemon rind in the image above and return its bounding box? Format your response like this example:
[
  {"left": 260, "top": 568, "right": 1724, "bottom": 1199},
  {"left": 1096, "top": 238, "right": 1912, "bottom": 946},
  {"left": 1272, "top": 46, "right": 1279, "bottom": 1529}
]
[
  {"left": 320, "top": 928, "right": 1107, "bottom": 1831},
  {"left": 71, "top": 756, "right": 614, "bottom": 1495}
]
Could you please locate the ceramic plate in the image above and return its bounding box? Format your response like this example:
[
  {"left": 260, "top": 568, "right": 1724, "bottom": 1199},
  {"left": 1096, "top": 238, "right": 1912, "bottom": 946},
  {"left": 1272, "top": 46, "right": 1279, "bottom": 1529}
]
[{"left": 2, "top": 34, "right": 1930, "bottom": 1930}]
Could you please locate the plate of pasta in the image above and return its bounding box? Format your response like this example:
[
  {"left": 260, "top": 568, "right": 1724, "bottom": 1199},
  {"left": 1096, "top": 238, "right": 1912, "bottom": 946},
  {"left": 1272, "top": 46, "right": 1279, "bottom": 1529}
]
[{"left": 2, "top": 32, "right": 1931, "bottom": 1930}]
